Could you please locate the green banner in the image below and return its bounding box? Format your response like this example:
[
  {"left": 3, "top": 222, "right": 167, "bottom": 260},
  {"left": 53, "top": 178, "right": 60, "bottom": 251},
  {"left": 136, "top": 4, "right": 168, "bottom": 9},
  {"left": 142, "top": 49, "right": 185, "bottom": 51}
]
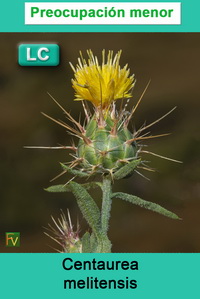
[
  {"left": 0, "top": 0, "right": 199, "bottom": 32},
  {"left": 1, "top": 253, "right": 199, "bottom": 298}
]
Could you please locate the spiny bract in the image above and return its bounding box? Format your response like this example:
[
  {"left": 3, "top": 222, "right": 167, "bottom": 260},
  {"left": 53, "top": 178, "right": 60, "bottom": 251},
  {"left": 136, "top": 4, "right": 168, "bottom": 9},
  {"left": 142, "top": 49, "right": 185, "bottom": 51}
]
[{"left": 77, "top": 114, "right": 138, "bottom": 174}]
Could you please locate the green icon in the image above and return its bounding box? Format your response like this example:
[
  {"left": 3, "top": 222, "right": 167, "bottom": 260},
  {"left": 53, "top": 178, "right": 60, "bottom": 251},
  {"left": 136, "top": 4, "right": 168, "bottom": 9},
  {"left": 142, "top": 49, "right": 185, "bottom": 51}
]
[
  {"left": 18, "top": 44, "right": 60, "bottom": 66},
  {"left": 5, "top": 232, "right": 20, "bottom": 247}
]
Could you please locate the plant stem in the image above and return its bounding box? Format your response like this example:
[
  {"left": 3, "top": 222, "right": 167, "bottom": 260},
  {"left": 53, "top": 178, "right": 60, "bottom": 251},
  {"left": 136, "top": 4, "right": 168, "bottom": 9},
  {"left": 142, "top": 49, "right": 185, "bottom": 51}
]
[{"left": 100, "top": 175, "right": 112, "bottom": 252}]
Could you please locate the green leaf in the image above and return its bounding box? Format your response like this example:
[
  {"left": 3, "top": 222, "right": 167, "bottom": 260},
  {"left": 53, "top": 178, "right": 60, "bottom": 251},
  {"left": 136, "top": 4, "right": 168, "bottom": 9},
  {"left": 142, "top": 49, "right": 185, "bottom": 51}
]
[
  {"left": 60, "top": 163, "right": 89, "bottom": 178},
  {"left": 69, "top": 181, "right": 101, "bottom": 237},
  {"left": 81, "top": 232, "right": 91, "bottom": 253},
  {"left": 99, "top": 235, "right": 112, "bottom": 253},
  {"left": 112, "top": 192, "right": 181, "bottom": 220},
  {"left": 45, "top": 182, "right": 102, "bottom": 193},
  {"left": 113, "top": 159, "right": 141, "bottom": 180},
  {"left": 90, "top": 233, "right": 98, "bottom": 253},
  {"left": 45, "top": 184, "right": 71, "bottom": 193}
]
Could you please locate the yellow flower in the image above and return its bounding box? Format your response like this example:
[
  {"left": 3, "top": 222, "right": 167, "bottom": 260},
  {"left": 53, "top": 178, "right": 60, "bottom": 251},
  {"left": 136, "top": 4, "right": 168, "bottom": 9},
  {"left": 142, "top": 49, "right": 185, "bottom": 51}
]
[{"left": 70, "top": 50, "right": 135, "bottom": 109}]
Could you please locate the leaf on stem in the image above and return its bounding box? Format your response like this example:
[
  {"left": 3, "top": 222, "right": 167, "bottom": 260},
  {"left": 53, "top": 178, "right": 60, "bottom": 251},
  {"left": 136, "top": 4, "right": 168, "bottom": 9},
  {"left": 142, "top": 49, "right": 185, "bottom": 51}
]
[
  {"left": 90, "top": 233, "right": 99, "bottom": 253},
  {"left": 112, "top": 192, "right": 181, "bottom": 220},
  {"left": 45, "top": 184, "right": 71, "bottom": 193},
  {"left": 45, "top": 182, "right": 102, "bottom": 193},
  {"left": 69, "top": 181, "right": 101, "bottom": 238},
  {"left": 81, "top": 232, "right": 91, "bottom": 253},
  {"left": 113, "top": 159, "right": 141, "bottom": 180}
]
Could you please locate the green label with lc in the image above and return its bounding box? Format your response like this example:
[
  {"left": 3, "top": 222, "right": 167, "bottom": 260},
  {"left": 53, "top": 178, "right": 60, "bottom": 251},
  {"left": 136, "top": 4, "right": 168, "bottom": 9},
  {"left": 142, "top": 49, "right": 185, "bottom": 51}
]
[{"left": 18, "top": 44, "right": 60, "bottom": 66}]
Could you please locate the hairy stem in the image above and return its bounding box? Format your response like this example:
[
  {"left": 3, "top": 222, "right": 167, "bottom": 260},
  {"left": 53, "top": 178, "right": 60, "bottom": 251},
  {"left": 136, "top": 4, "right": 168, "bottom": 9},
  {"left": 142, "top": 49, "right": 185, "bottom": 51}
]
[
  {"left": 99, "top": 175, "right": 112, "bottom": 252},
  {"left": 101, "top": 176, "right": 112, "bottom": 234}
]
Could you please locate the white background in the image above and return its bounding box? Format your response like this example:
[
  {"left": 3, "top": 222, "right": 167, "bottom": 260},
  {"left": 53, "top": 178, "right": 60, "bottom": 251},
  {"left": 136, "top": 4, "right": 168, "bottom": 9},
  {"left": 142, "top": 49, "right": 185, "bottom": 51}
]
[{"left": 25, "top": 2, "right": 181, "bottom": 25}]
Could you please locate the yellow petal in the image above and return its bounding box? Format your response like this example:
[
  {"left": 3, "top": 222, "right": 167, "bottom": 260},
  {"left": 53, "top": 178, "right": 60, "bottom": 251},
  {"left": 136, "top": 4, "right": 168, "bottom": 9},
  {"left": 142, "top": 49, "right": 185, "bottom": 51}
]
[{"left": 70, "top": 50, "right": 135, "bottom": 109}]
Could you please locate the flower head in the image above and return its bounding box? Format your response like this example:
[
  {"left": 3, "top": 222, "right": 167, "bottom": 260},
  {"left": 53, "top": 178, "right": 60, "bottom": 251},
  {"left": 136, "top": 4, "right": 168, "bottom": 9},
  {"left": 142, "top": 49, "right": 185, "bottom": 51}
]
[
  {"left": 44, "top": 210, "right": 82, "bottom": 253},
  {"left": 70, "top": 50, "right": 135, "bottom": 109}
]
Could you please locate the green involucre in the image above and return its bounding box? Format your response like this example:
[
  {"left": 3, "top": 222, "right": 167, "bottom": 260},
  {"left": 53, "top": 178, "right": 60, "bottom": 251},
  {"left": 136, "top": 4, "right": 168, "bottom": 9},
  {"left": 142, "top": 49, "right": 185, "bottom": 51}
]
[{"left": 77, "top": 116, "right": 138, "bottom": 173}]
